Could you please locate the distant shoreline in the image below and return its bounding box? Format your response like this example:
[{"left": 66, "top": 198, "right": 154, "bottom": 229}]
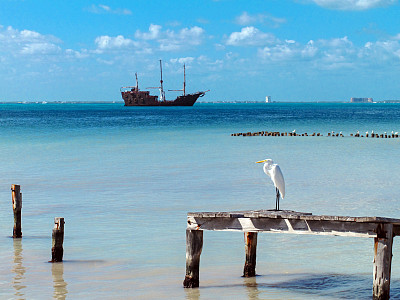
[{"left": 1, "top": 100, "right": 400, "bottom": 104}]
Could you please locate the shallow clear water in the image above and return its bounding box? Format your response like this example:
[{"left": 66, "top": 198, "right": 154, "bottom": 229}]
[{"left": 1, "top": 102, "right": 400, "bottom": 299}]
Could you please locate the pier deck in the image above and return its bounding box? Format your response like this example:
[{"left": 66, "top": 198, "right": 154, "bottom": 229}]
[{"left": 184, "top": 210, "right": 400, "bottom": 300}]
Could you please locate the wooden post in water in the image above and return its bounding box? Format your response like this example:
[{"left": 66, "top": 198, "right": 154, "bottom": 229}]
[
  {"left": 11, "top": 184, "right": 22, "bottom": 238},
  {"left": 183, "top": 229, "right": 203, "bottom": 288},
  {"left": 373, "top": 223, "right": 393, "bottom": 300},
  {"left": 51, "top": 217, "right": 65, "bottom": 262},
  {"left": 243, "top": 232, "right": 257, "bottom": 277}
]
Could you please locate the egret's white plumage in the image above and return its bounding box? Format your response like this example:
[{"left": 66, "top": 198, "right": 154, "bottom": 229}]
[{"left": 256, "top": 159, "right": 285, "bottom": 210}]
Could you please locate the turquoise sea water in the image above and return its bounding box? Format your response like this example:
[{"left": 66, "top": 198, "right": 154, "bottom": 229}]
[{"left": 1, "top": 102, "right": 400, "bottom": 299}]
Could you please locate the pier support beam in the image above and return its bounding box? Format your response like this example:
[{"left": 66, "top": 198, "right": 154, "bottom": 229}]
[
  {"left": 243, "top": 232, "right": 257, "bottom": 277},
  {"left": 11, "top": 184, "right": 22, "bottom": 238},
  {"left": 373, "top": 223, "right": 393, "bottom": 300},
  {"left": 51, "top": 218, "right": 65, "bottom": 262},
  {"left": 183, "top": 229, "right": 203, "bottom": 288}
]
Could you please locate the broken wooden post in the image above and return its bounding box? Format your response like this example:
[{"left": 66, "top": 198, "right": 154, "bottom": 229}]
[
  {"left": 243, "top": 232, "right": 257, "bottom": 277},
  {"left": 51, "top": 218, "right": 65, "bottom": 262},
  {"left": 183, "top": 229, "right": 203, "bottom": 288},
  {"left": 373, "top": 223, "right": 393, "bottom": 300},
  {"left": 11, "top": 184, "right": 22, "bottom": 238}
]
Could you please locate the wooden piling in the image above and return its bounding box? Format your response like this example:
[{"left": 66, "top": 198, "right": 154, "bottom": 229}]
[
  {"left": 373, "top": 223, "right": 393, "bottom": 300},
  {"left": 51, "top": 217, "right": 65, "bottom": 262},
  {"left": 183, "top": 229, "right": 203, "bottom": 288},
  {"left": 243, "top": 232, "right": 257, "bottom": 277},
  {"left": 11, "top": 184, "right": 22, "bottom": 238}
]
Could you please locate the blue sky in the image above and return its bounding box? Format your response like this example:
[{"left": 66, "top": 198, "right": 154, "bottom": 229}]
[{"left": 1, "top": 0, "right": 400, "bottom": 102}]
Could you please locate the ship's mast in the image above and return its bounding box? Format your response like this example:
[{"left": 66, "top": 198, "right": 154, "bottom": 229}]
[
  {"left": 159, "top": 60, "right": 165, "bottom": 101},
  {"left": 135, "top": 72, "right": 139, "bottom": 91},
  {"left": 183, "top": 64, "right": 186, "bottom": 96},
  {"left": 168, "top": 63, "right": 186, "bottom": 96}
]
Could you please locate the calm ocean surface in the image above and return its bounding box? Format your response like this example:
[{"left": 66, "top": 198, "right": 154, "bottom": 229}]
[{"left": 1, "top": 102, "right": 400, "bottom": 299}]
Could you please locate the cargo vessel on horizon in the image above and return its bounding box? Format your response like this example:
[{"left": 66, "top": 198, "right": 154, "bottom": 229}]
[{"left": 120, "top": 60, "right": 208, "bottom": 106}]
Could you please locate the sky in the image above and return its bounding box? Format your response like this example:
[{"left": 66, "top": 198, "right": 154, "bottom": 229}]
[{"left": 1, "top": 0, "right": 400, "bottom": 102}]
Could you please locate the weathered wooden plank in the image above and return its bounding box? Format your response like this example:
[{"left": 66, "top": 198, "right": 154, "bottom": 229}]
[
  {"left": 215, "top": 212, "right": 230, "bottom": 217},
  {"left": 51, "top": 217, "right": 65, "bottom": 262},
  {"left": 202, "top": 212, "right": 216, "bottom": 218},
  {"left": 11, "top": 184, "right": 22, "bottom": 238},
  {"left": 187, "top": 216, "right": 379, "bottom": 237},
  {"left": 187, "top": 212, "right": 206, "bottom": 217},
  {"left": 187, "top": 211, "right": 400, "bottom": 224},
  {"left": 243, "top": 211, "right": 260, "bottom": 218},
  {"left": 373, "top": 224, "right": 393, "bottom": 300},
  {"left": 393, "top": 225, "right": 400, "bottom": 237},
  {"left": 183, "top": 229, "right": 203, "bottom": 288},
  {"left": 243, "top": 232, "right": 257, "bottom": 277}
]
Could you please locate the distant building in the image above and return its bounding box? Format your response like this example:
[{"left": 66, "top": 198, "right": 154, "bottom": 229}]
[
  {"left": 265, "top": 96, "right": 272, "bottom": 103},
  {"left": 350, "top": 97, "right": 373, "bottom": 103}
]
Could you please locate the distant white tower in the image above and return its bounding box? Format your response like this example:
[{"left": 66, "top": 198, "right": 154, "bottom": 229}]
[{"left": 265, "top": 96, "right": 271, "bottom": 103}]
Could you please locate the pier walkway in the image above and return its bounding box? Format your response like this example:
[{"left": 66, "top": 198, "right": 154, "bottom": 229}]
[{"left": 183, "top": 210, "right": 400, "bottom": 300}]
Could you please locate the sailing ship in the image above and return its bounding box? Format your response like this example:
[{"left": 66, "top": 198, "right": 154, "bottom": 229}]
[{"left": 120, "top": 60, "right": 207, "bottom": 106}]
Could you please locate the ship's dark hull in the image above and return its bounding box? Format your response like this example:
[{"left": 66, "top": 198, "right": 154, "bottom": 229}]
[{"left": 122, "top": 91, "right": 205, "bottom": 106}]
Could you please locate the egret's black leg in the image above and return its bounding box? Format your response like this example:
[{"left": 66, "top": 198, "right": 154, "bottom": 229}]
[
  {"left": 275, "top": 188, "right": 280, "bottom": 211},
  {"left": 277, "top": 191, "right": 281, "bottom": 210}
]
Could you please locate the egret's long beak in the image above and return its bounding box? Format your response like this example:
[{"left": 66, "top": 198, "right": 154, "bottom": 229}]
[{"left": 255, "top": 159, "right": 267, "bottom": 164}]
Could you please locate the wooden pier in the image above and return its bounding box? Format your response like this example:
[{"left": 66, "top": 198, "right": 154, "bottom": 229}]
[{"left": 183, "top": 210, "right": 400, "bottom": 300}]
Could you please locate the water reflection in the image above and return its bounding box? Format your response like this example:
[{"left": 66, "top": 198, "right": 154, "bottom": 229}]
[
  {"left": 184, "top": 286, "right": 200, "bottom": 300},
  {"left": 52, "top": 263, "right": 68, "bottom": 299},
  {"left": 244, "top": 276, "right": 261, "bottom": 299},
  {"left": 12, "top": 239, "right": 26, "bottom": 298}
]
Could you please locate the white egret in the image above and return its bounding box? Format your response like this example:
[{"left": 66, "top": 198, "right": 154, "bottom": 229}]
[{"left": 256, "top": 159, "right": 285, "bottom": 211}]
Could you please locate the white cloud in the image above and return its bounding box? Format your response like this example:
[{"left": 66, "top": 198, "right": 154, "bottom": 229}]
[
  {"left": 310, "top": 0, "right": 397, "bottom": 10},
  {"left": 258, "top": 40, "right": 300, "bottom": 62},
  {"left": 235, "top": 12, "right": 286, "bottom": 27},
  {"left": 87, "top": 4, "right": 132, "bottom": 15},
  {"left": 20, "top": 29, "right": 41, "bottom": 39},
  {"left": 236, "top": 12, "right": 256, "bottom": 25},
  {"left": 0, "top": 25, "right": 62, "bottom": 56},
  {"left": 92, "top": 24, "right": 205, "bottom": 55},
  {"left": 97, "top": 58, "right": 115, "bottom": 65},
  {"left": 66, "top": 49, "right": 89, "bottom": 59},
  {"left": 361, "top": 39, "right": 400, "bottom": 60},
  {"left": 301, "top": 40, "right": 318, "bottom": 58},
  {"left": 21, "top": 43, "right": 61, "bottom": 55},
  {"left": 94, "top": 35, "right": 137, "bottom": 51},
  {"left": 170, "top": 57, "right": 195, "bottom": 65},
  {"left": 165, "top": 26, "right": 204, "bottom": 48},
  {"left": 135, "top": 24, "right": 162, "bottom": 40},
  {"left": 226, "top": 27, "right": 276, "bottom": 46},
  {"left": 258, "top": 36, "right": 358, "bottom": 69},
  {"left": 135, "top": 24, "right": 205, "bottom": 51}
]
